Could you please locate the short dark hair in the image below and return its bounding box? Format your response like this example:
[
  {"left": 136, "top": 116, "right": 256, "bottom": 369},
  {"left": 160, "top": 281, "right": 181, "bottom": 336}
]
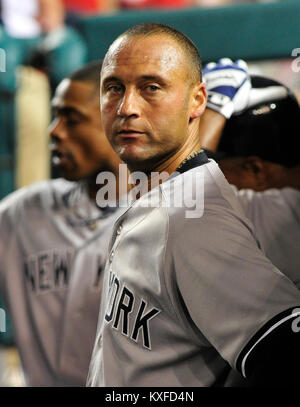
[
  {"left": 68, "top": 60, "right": 103, "bottom": 88},
  {"left": 113, "top": 23, "right": 202, "bottom": 83}
]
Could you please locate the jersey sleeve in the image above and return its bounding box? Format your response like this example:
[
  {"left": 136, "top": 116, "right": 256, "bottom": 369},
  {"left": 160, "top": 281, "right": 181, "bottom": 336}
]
[
  {"left": 0, "top": 187, "right": 27, "bottom": 289},
  {"left": 0, "top": 199, "right": 11, "bottom": 293},
  {"left": 169, "top": 203, "right": 300, "bottom": 376}
]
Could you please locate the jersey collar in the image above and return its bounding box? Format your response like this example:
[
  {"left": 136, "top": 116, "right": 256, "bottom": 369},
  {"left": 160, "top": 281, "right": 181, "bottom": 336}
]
[{"left": 176, "top": 150, "right": 209, "bottom": 174}]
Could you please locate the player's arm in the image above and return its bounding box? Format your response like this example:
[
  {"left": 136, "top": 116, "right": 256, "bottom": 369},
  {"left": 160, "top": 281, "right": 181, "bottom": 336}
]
[
  {"left": 0, "top": 201, "right": 9, "bottom": 291},
  {"left": 236, "top": 308, "right": 300, "bottom": 386},
  {"left": 170, "top": 197, "right": 300, "bottom": 385},
  {"left": 199, "top": 58, "right": 251, "bottom": 153},
  {"left": 198, "top": 109, "right": 226, "bottom": 153},
  {"left": 0, "top": 189, "right": 25, "bottom": 288}
]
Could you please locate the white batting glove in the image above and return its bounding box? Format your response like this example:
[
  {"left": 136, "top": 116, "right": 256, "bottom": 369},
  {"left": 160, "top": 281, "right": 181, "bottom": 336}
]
[{"left": 203, "top": 58, "right": 251, "bottom": 119}]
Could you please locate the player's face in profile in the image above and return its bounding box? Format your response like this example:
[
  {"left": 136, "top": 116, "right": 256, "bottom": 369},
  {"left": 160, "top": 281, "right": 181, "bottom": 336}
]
[
  {"left": 49, "top": 79, "right": 115, "bottom": 181},
  {"left": 219, "top": 158, "right": 258, "bottom": 190},
  {"left": 100, "top": 34, "right": 201, "bottom": 171},
  {"left": 219, "top": 156, "right": 273, "bottom": 191}
]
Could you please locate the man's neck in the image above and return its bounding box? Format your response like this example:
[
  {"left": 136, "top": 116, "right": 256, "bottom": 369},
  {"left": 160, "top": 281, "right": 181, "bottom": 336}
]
[
  {"left": 154, "top": 141, "right": 201, "bottom": 176},
  {"left": 127, "top": 124, "right": 202, "bottom": 198},
  {"left": 153, "top": 121, "right": 202, "bottom": 179},
  {"left": 86, "top": 178, "right": 98, "bottom": 201}
]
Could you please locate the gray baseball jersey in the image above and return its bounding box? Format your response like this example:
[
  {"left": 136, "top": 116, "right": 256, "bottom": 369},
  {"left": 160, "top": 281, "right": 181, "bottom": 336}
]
[
  {"left": 0, "top": 179, "right": 122, "bottom": 386},
  {"left": 87, "top": 157, "right": 300, "bottom": 387},
  {"left": 233, "top": 186, "right": 300, "bottom": 286},
  {"left": 224, "top": 186, "right": 300, "bottom": 387}
]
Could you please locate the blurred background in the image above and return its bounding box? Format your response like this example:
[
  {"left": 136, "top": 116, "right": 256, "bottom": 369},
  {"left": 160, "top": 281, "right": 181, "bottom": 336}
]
[{"left": 0, "top": 0, "right": 299, "bottom": 387}]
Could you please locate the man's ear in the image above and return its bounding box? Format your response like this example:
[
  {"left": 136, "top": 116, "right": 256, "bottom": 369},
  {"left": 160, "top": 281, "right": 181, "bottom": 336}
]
[
  {"left": 243, "top": 156, "right": 268, "bottom": 190},
  {"left": 190, "top": 82, "right": 207, "bottom": 120}
]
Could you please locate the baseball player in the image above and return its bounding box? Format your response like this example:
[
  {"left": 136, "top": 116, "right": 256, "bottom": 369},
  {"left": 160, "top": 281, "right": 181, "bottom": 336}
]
[
  {"left": 0, "top": 61, "right": 125, "bottom": 386},
  {"left": 219, "top": 156, "right": 300, "bottom": 288},
  {"left": 199, "top": 62, "right": 300, "bottom": 385},
  {"left": 199, "top": 61, "right": 300, "bottom": 297},
  {"left": 87, "top": 23, "right": 300, "bottom": 387}
]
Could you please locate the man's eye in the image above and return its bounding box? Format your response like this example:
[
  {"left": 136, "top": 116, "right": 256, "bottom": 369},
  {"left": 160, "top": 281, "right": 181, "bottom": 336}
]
[
  {"left": 146, "top": 85, "right": 160, "bottom": 92},
  {"left": 106, "top": 85, "right": 122, "bottom": 93},
  {"left": 66, "top": 117, "right": 80, "bottom": 126}
]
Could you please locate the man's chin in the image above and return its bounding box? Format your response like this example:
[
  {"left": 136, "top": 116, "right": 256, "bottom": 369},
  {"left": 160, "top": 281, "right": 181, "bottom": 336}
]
[
  {"left": 55, "top": 166, "right": 79, "bottom": 182},
  {"left": 117, "top": 144, "right": 148, "bottom": 162},
  {"left": 120, "top": 154, "right": 160, "bottom": 173},
  {"left": 60, "top": 173, "right": 79, "bottom": 182},
  {"left": 118, "top": 151, "right": 148, "bottom": 170},
  {"left": 114, "top": 144, "right": 167, "bottom": 172}
]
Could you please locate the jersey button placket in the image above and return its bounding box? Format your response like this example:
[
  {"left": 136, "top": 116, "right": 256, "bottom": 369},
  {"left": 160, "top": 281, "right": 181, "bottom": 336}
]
[{"left": 116, "top": 224, "right": 123, "bottom": 235}]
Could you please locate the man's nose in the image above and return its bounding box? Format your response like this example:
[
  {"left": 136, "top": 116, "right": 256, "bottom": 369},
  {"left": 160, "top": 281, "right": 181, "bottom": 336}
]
[
  {"left": 117, "top": 88, "right": 141, "bottom": 118},
  {"left": 49, "top": 118, "right": 66, "bottom": 142}
]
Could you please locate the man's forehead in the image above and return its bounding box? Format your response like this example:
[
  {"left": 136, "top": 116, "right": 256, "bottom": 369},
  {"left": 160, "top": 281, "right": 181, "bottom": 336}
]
[
  {"left": 52, "top": 78, "right": 97, "bottom": 107},
  {"left": 52, "top": 78, "right": 72, "bottom": 105},
  {"left": 103, "top": 34, "right": 186, "bottom": 73}
]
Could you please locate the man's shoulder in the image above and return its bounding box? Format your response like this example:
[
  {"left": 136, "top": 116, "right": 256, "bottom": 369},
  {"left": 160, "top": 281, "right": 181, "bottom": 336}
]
[
  {"left": 235, "top": 186, "right": 300, "bottom": 220},
  {"left": 161, "top": 160, "right": 245, "bottom": 219},
  {"left": 234, "top": 185, "right": 300, "bottom": 205},
  {"left": 158, "top": 161, "right": 257, "bottom": 252},
  {"left": 125, "top": 160, "right": 251, "bottom": 237},
  {"left": 0, "top": 179, "right": 76, "bottom": 219}
]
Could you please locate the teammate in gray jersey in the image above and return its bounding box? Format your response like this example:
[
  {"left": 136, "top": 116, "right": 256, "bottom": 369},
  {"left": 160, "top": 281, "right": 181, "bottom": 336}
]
[
  {"left": 200, "top": 61, "right": 300, "bottom": 284},
  {"left": 199, "top": 63, "right": 300, "bottom": 385},
  {"left": 0, "top": 61, "right": 125, "bottom": 386},
  {"left": 219, "top": 156, "right": 300, "bottom": 289},
  {"left": 87, "top": 23, "right": 300, "bottom": 387}
]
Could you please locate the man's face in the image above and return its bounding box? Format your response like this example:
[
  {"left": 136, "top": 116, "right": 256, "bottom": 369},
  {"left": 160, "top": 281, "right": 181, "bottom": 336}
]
[
  {"left": 219, "top": 157, "right": 267, "bottom": 191},
  {"left": 50, "top": 79, "right": 117, "bottom": 181},
  {"left": 100, "top": 34, "right": 203, "bottom": 172},
  {"left": 220, "top": 156, "right": 298, "bottom": 191}
]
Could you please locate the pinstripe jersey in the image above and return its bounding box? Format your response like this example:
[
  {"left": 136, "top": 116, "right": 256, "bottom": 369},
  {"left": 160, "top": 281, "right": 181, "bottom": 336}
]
[
  {"left": 0, "top": 178, "right": 122, "bottom": 386},
  {"left": 87, "top": 157, "right": 300, "bottom": 386}
]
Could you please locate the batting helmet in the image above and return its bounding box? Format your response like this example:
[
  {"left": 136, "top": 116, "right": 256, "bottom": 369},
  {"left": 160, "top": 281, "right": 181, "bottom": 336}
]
[{"left": 219, "top": 75, "right": 300, "bottom": 167}]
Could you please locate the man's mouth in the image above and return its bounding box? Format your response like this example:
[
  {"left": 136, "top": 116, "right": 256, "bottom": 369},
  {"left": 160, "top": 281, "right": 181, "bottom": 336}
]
[
  {"left": 51, "top": 150, "right": 69, "bottom": 166},
  {"left": 117, "top": 129, "right": 144, "bottom": 138}
]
